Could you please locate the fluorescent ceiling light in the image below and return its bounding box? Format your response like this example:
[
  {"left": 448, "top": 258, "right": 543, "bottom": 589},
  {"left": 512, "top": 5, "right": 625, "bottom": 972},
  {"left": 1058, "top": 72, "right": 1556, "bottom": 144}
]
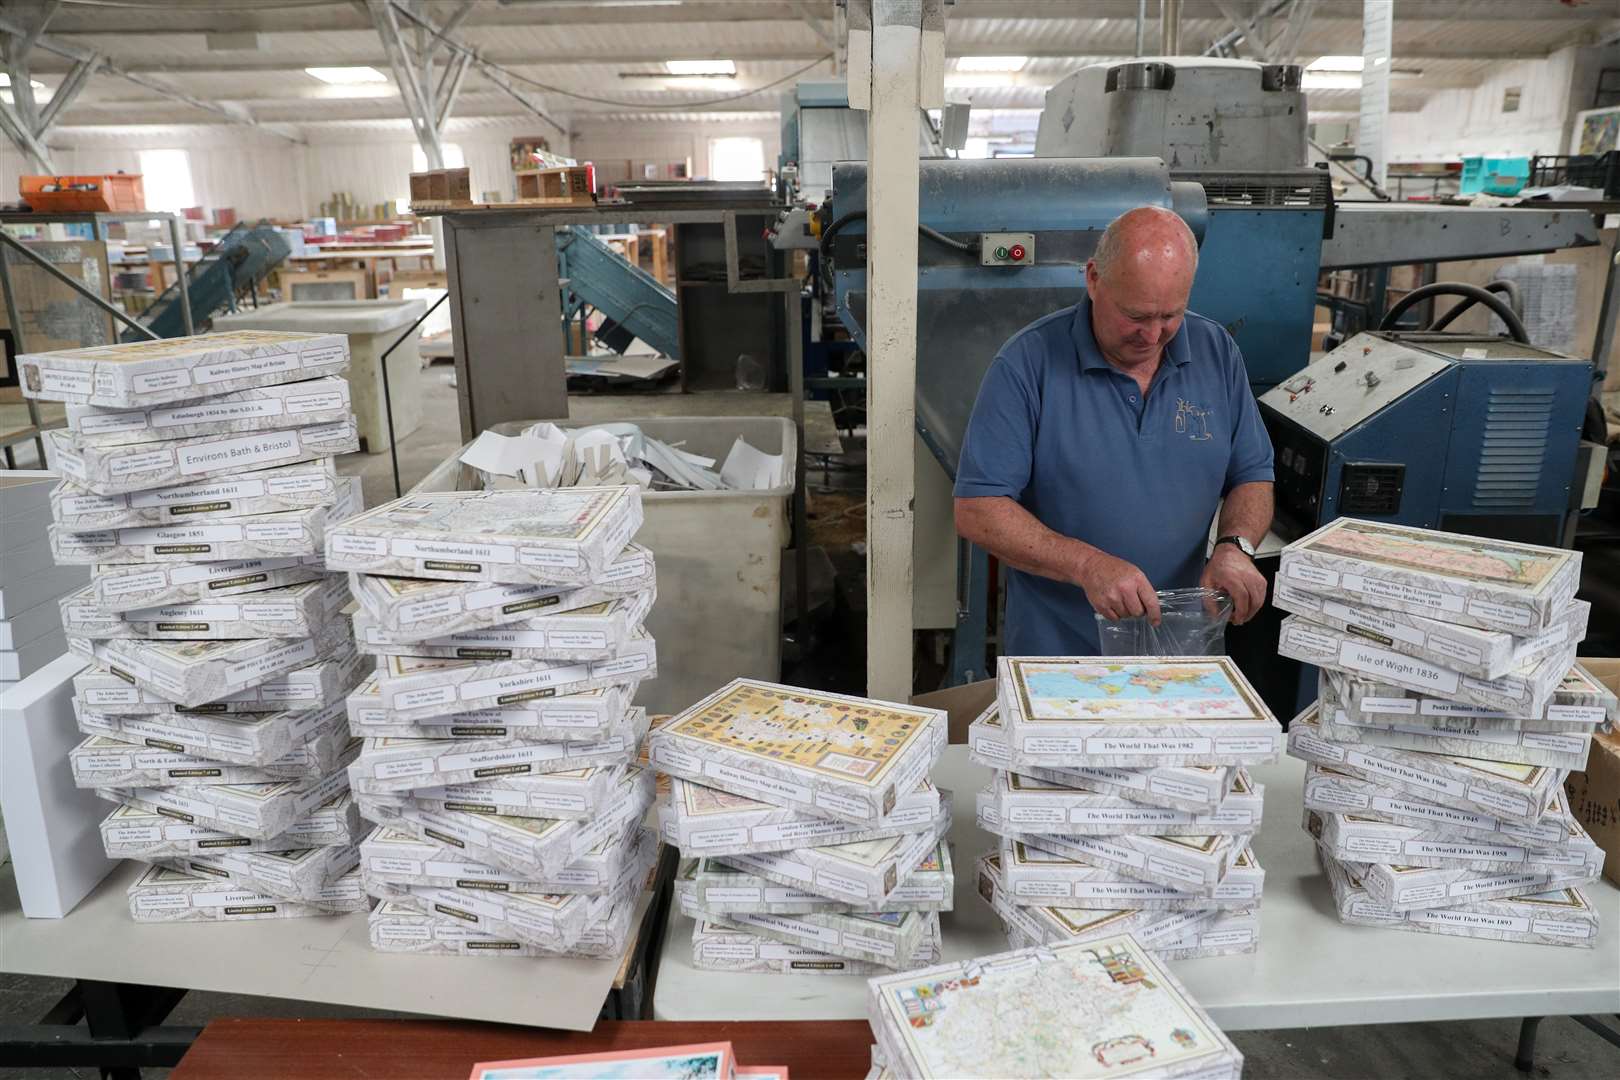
[
  {"left": 305, "top": 66, "right": 387, "bottom": 85},
  {"left": 1302, "top": 72, "right": 1362, "bottom": 90},
  {"left": 945, "top": 73, "right": 1016, "bottom": 88},
  {"left": 666, "top": 59, "right": 736, "bottom": 75},
  {"left": 955, "top": 56, "right": 1029, "bottom": 72},
  {"left": 1307, "top": 55, "right": 1364, "bottom": 72}
]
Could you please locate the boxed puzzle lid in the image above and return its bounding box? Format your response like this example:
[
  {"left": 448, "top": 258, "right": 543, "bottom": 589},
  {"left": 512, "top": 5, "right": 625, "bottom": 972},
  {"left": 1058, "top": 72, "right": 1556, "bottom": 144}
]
[
  {"left": 650, "top": 679, "right": 947, "bottom": 825},
  {"left": 156, "top": 842, "right": 359, "bottom": 903},
  {"left": 1323, "top": 663, "right": 1617, "bottom": 732},
  {"left": 350, "top": 588, "right": 652, "bottom": 663},
  {"left": 659, "top": 774, "right": 943, "bottom": 857},
  {"left": 98, "top": 792, "right": 364, "bottom": 858},
  {"left": 1357, "top": 857, "right": 1598, "bottom": 912},
  {"left": 92, "top": 556, "right": 327, "bottom": 612},
  {"left": 991, "top": 825, "right": 1252, "bottom": 897},
  {"left": 74, "top": 647, "right": 365, "bottom": 716},
  {"left": 678, "top": 844, "right": 954, "bottom": 914},
  {"left": 684, "top": 903, "right": 933, "bottom": 970},
  {"left": 1314, "top": 708, "right": 1592, "bottom": 771},
  {"left": 865, "top": 932, "right": 1243, "bottom": 1080},
  {"left": 367, "top": 896, "right": 636, "bottom": 960},
  {"left": 61, "top": 574, "right": 350, "bottom": 641},
  {"left": 344, "top": 671, "right": 638, "bottom": 742},
  {"left": 19, "top": 330, "right": 350, "bottom": 409},
  {"left": 1279, "top": 517, "right": 1580, "bottom": 634},
  {"left": 998, "top": 838, "right": 1263, "bottom": 911},
  {"left": 690, "top": 915, "right": 942, "bottom": 976},
  {"left": 995, "top": 656, "right": 1282, "bottom": 768},
  {"left": 1303, "top": 806, "right": 1602, "bottom": 877},
  {"left": 52, "top": 501, "right": 343, "bottom": 565},
  {"left": 64, "top": 376, "right": 352, "bottom": 447},
  {"left": 1301, "top": 763, "right": 1576, "bottom": 848},
  {"left": 324, "top": 487, "right": 642, "bottom": 587},
  {"left": 361, "top": 822, "right": 655, "bottom": 896},
  {"left": 980, "top": 769, "right": 1263, "bottom": 836},
  {"left": 69, "top": 724, "right": 351, "bottom": 787},
  {"left": 373, "top": 864, "right": 635, "bottom": 951},
  {"left": 52, "top": 458, "right": 343, "bottom": 532},
  {"left": 125, "top": 864, "right": 356, "bottom": 923}
]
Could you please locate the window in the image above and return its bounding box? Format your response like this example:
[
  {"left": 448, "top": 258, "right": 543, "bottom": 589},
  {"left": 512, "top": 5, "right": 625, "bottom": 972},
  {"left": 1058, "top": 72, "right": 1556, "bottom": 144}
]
[
  {"left": 709, "top": 137, "right": 764, "bottom": 182},
  {"left": 1503, "top": 87, "right": 1522, "bottom": 113},
  {"left": 412, "top": 142, "right": 465, "bottom": 173},
  {"left": 137, "top": 149, "right": 195, "bottom": 212}
]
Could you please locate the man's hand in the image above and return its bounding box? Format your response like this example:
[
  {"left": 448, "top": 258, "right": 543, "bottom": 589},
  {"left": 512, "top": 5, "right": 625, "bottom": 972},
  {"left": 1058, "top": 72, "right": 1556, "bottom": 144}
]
[
  {"left": 1076, "top": 550, "right": 1161, "bottom": 624},
  {"left": 1202, "top": 545, "right": 1266, "bottom": 624}
]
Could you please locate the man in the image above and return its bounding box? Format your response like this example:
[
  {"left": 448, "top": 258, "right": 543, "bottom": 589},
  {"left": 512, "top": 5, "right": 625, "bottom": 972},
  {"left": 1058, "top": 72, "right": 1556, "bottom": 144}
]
[{"left": 953, "top": 205, "right": 1274, "bottom": 656}]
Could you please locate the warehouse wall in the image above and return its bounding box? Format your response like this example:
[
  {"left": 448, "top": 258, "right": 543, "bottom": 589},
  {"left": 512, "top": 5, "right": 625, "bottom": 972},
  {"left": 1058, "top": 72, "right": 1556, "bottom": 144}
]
[{"left": 569, "top": 118, "right": 781, "bottom": 184}]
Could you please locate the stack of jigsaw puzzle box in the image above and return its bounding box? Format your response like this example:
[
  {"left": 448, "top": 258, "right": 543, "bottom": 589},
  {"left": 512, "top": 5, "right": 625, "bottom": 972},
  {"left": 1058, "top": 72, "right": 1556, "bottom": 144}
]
[
  {"left": 970, "top": 655, "right": 1283, "bottom": 961},
  {"left": 1274, "top": 518, "right": 1614, "bottom": 947},
  {"left": 321, "top": 486, "right": 661, "bottom": 960},
  {"left": 17, "top": 330, "right": 376, "bottom": 924},
  {"left": 650, "top": 680, "right": 952, "bottom": 975}
]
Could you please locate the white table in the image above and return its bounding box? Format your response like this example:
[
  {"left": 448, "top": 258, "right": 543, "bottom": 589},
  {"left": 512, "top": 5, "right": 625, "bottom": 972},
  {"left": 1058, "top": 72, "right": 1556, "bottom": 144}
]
[{"left": 654, "top": 747, "right": 1620, "bottom": 1030}]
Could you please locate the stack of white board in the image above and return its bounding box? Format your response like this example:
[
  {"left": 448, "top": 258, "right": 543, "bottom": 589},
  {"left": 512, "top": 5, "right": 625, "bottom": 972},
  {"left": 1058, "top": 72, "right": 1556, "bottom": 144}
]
[
  {"left": 650, "top": 679, "right": 950, "bottom": 974},
  {"left": 19, "top": 331, "right": 373, "bottom": 924},
  {"left": 322, "top": 486, "right": 661, "bottom": 959},
  {"left": 1276, "top": 519, "right": 1612, "bottom": 946},
  {"left": 1, "top": 471, "right": 87, "bottom": 685},
  {"left": 971, "top": 656, "right": 1282, "bottom": 961}
]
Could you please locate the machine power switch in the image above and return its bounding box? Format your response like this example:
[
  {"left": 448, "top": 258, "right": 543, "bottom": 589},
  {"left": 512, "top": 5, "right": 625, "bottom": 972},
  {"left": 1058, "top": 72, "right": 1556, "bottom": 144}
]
[{"left": 980, "top": 232, "right": 1035, "bottom": 267}]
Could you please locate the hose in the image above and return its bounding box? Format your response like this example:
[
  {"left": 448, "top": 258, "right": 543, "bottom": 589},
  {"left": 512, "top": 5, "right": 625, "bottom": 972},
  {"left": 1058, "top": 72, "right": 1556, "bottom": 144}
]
[
  {"left": 1427, "top": 279, "right": 1521, "bottom": 333},
  {"left": 816, "top": 210, "right": 976, "bottom": 256},
  {"left": 1379, "top": 282, "right": 1530, "bottom": 344}
]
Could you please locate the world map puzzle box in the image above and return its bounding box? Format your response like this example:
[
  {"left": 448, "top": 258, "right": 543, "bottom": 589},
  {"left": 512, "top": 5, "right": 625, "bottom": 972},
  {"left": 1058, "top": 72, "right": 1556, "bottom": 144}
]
[
  {"left": 691, "top": 916, "right": 941, "bottom": 976},
  {"left": 997, "top": 839, "right": 1264, "bottom": 911},
  {"left": 677, "top": 845, "right": 954, "bottom": 914},
  {"left": 1301, "top": 763, "right": 1576, "bottom": 848},
  {"left": 1303, "top": 807, "right": 1601, "bottom": 878},
  {"left": 1322, "top": 664, "right": 1616, "bottom": 733},
  {"left": 995, "top": 657, "right": 1282, "bottom": 768},
  {"left": 989, "top": 824, "right": 1252, "bottom": 897},
  {"left": 713, "top": 806, "right": 951, "bottom": 907},
  {"left": 979, "top": 769, "right": 1262, "bottom": 837},
  {"left": 659, "top": 775, "right": 943, "bottom": 857}
]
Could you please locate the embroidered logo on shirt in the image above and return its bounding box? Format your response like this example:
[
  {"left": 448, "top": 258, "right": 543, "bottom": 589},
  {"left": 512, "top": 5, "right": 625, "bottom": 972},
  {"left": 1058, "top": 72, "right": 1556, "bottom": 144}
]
[{"left": 1174, "top": 398, "right": 1213, "bottom": 441}]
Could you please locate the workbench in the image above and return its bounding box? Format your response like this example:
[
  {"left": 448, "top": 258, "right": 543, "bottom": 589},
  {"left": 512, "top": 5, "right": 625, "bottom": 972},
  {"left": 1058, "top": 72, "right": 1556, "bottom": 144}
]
[{"left": 655, "top": 748, "right": 1620, "bottom": 1034}]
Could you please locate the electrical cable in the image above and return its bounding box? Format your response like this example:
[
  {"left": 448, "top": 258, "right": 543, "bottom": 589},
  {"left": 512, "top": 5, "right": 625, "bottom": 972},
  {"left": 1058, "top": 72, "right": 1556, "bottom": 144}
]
[
  {"left": 1378, "top": 282, "right": 1530, "bottom": 344},
  {"left": 818, "top": 211, "right": 974, "bottom": 256},
  {"left": 1427, "top": 279, "right": 1522, "bottom": 334}
]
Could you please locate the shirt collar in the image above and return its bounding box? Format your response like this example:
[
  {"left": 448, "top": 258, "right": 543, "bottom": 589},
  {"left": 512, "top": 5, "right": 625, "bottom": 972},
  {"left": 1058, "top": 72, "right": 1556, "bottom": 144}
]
[{"left": 1070, "top": 293, "right": 1192, "bottom": 374}]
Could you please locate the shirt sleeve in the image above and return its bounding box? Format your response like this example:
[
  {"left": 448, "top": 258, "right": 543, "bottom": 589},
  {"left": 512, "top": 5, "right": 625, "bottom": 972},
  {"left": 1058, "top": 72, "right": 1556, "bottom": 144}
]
[
  {"left": 1222, "top": 333, "right": 1276, "bottom": 493},
  {"left": 953, "top": 350, "right": 1040, "bottom": 500}
]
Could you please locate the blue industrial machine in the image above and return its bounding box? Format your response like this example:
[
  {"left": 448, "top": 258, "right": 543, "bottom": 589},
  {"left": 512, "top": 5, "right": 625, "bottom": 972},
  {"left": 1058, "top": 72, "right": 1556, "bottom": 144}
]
[
  {"left": 127, "top": 222, "right": 290, "bottom": 340},
  {"left": 554, "top": 225, "right": 679, "bottom": 360}
]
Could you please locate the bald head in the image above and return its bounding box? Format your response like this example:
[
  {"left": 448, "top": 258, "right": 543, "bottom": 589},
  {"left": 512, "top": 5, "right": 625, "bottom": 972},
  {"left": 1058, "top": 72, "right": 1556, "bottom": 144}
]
[{"left": 1092, "top": 206, "right": 1199, "bottom": 283}]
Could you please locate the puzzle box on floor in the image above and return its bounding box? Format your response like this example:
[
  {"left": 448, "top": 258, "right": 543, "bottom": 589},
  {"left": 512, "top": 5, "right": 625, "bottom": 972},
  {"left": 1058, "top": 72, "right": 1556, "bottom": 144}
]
[
  {"left": 51, "top": 459, "right": 343, "bottom": 533},
  {"left": 979, "top": 769, "right": 1262, "bottom": 836},
  {"left": 352, "top": 589, "right": 653, "bottom": 663},
  {"left": 649, "top": 679, "right": 947, "bottom": 825},
  {"left": 997, "top": 838, "right": 1263, "bottom": 910},
  {"left": 658, "top": 775, "right": 943, "bottom": 857},
  {"left": 344, "top": 670, "right": 637, "bottom": 741},
  {"left": 995, "top": 657, "right": 1282, "bottom": 768},
  {"left": 64, "top": 376, "right": 352, "bottom": 447},
  {"left": 323, "top": 486, "right": 642, "bottom": 587},
  {"left": 347, "top": 542, "right": 655, "bottom": 637}
]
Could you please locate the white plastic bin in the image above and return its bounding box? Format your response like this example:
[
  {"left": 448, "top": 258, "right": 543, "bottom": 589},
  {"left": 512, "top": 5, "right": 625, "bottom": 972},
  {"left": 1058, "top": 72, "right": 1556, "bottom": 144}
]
[
  {"left": 411, "top": 416, "right": 795, "bottom": 715},
  {"left": 210, "top": 300, "right": 426, "bottom": 455}
]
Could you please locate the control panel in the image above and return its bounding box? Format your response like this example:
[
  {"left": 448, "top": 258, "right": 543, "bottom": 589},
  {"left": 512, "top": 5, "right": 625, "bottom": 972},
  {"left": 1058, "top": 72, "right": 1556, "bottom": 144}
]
[
  {"left": 980, "top": 232, "right": 1035, "bottom": 267},
  {"left": 1258, "top": 333, "right": 1451, "bottom": 443}
]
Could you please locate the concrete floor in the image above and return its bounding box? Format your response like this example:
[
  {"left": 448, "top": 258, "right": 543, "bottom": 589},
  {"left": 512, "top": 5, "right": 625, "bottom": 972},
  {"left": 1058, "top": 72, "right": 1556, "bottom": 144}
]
[{"left": 3, "top": 366, "right": 1617, "bottom": 1078}]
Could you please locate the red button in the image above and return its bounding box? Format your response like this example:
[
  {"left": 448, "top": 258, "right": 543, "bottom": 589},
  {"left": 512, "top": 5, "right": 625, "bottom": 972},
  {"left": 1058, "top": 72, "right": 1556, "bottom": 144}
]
[{"left": 1009, "top": 244, "right": 1026, "bottom": 261}]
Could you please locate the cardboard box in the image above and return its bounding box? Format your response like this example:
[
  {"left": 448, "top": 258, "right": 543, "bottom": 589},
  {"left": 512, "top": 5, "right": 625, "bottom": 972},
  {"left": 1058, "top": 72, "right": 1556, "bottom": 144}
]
[
  {"left": 988, "top": 819, "right": 1251, "bottom": 897},
  {"left": 690, "top": 915, "right": 941, "bottom": 976},
  {"left": 650, "top": 679, "right": 947, "bottom": 825},
  {"left": 156, "top": 843, "right": 360, "bottom": 903},
  {"left": 324, "top": 487, "right": 642, "bottom": 588},
  {"left": 1321, "top": 664, "right": 1614, "bottom": 733},
  {"left": 70, "top": 725, "right": 352, "bottom": 787},
  {"left": 53, "top": 499, "right": 347, "bottom": 565},
  {"left": 361, "top": 823, "right": 655, "bottom": 896},
  {"left": 1359, "top": 857, "right": 1598, "bottom": 912},
  {"left": 19, "top": 330, "right": 351, "bottom": 409},
  {"left": 347, "top": 709, "right": 646, "bottom": 795},
  {"left": 101, "top": 743, "right": 358, "bottom": 840},
  {"left": 996, "top": 656, "right": 1282, "bottom": 768},
  {"left": 1564, "top": 657, "right": 1620, "bottom": 886},
  {"left": 348, "top": 543, "right": 654, "bottom": 637},
  {"left": 714, "top": 807, "right": 952, "bottom": 907},
  {"left": 677, "top": 844, "right": 954, "bottom": 914},
  {"left": 369, "top": 888, "right": 638, "bottom": 959},
  {"left": 965, "top": 705, "right": 1237, "bottom": 812},
  {"left": 67, "top": 619, "right": 352, "bottom": 708},
  {"left": 1274, "top": 579, "right": 1589, "bottom": 681},
  {"left": 126, "top": 864, "right": 358, "bottom": 923},
  {"left": 1320, "top": 852, "right": 1600, "bottom": 948},
  {"left": 344, "top": 670, "right": 637, "bottom": 742},
  {"left": 866, "top": 931, "right": 1244, "bottom": 1080},
  {"left": 658, "top": 775, "right": 943, "bottom": 857},
  {"left": 683, "top": 903, "right": 932, "bottom": 969},
  {"left": 352, "top": 588, "right": 653, "bottom": 662},
  {"left": 1154, "top": 906, "right": 1262, "bottom": 960},
  {"left": 52, "top": 459, "right": 342, "bottom": 533},
  {"left": 74, "top": 647, "right": 365, "bottom": 715},
  {"left": 997, "top": 838, "right": 1263, "bottom": 911},
  {"left": 1279, "top": 615, "right": 1574, "bottom": 716},
  {"left": 976, "top": 851, "right": 1217, "bottom": 952},
  {"left": 93, "top": 556, "right": 327, "bottom": 612},
  {"left": 1287, "top": 710, "right": 1565, "bottom": 826},
  {"left": 979, "top": 769, "right": 1262, "bottom": 836},
  {"left": 1302, "top": 763, "right": 1576, "bottom": 848},
  {"left": 60, "top": 575, "right": 350, "bottom": 641},
  {"left": 63, "top": 376, "right": 353, "bottom": 447},
  {"left": 369, "top": 632, "right": 656, "bottom": 722},
  {"left": 48, "top": 418, "right": 358, "bottom": 497},
  {"left": 371, "top": 869, "right": 633, "bottom": 952},
  {"left": 1305, "top": 805, "right": 1602, "bottom": 879},
  {"left": 355, "top": 766, "right": 654, "bottom": 879},
  {"left": 98, "top": 793, "right": 364, "bottom": 858},
  {"left": 1279, "top": 517, "right": 1580, "bottom": 634}
]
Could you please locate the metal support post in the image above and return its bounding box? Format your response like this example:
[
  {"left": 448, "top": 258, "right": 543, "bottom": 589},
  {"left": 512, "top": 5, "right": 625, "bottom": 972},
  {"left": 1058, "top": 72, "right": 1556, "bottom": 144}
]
[
  {"left": 863, "top": 0, "right": 921, "bottom": 701},
  {"left": 1588, "top": 227, "right": 1620, "bottom": 387},
  {"left": 785, "top": 286, "right": 810, "bottom": 656},
  {"left": 166, "top": 213, "right": 195, "bottom": 337},
  {"left": 1359, "top": 0, "right": 1394, "bottom": 191},
  {"left": 1136, "top": 0, "right": 1147, "bottom": 55},
  {"left": 0, "top": 243, "right": 46, "bottom": 465},
  {"left": 1160, "top": 0, "right": 1182, "bottom": 56}
]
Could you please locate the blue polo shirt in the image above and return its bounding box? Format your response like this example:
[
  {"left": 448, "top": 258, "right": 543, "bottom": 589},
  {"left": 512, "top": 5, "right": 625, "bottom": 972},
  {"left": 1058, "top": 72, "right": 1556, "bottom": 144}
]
[{"left": 954, "top": 296, "right": 1274, "bottom": 656}]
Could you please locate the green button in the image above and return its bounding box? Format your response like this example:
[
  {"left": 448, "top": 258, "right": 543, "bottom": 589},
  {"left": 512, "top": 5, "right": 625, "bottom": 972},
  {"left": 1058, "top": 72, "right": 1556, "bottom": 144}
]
[{"left": 995, "top": 246, "right": 1008, "bottom": 259}]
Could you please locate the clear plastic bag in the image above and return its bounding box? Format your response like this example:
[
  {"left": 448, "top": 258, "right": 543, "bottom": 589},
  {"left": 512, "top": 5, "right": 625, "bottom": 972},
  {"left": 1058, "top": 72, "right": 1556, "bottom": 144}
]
[{"left": 1095, "top": 587, "right": 1234, "bottom": 656}]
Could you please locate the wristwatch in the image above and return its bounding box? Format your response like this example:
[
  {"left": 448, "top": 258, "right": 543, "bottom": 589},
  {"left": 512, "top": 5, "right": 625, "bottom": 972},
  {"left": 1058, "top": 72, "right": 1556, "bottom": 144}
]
[{"left": 1215, "top": 535, "right": 1256, "bottom": 558}]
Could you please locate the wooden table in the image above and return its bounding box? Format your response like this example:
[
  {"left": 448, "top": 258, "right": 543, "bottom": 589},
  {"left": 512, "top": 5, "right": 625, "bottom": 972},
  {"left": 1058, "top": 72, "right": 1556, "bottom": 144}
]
[{"left": 169, "top": 1018, "right": 873, "bottom": 1079}]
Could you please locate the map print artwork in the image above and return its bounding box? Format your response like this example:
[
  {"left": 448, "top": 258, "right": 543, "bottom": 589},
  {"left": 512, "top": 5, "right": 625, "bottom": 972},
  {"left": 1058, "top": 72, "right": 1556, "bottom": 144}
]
[{"left": 1012, "top": 660, "right": 1258, "bottom": 722}]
